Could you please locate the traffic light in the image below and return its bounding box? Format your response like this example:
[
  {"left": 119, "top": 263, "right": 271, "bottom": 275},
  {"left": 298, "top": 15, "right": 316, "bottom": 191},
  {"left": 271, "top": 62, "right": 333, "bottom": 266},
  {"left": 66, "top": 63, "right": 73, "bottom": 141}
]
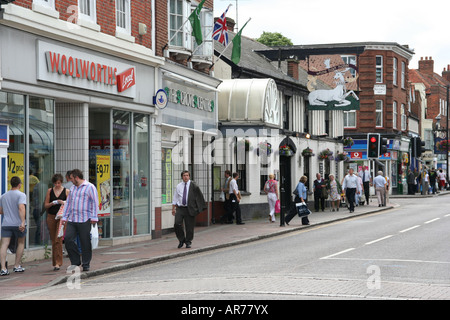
[
  {"left": 367, "top": 133, "right": 380, "bottom": 158},
  {"left": 380, "top": 137, "right": 388, "bottom": 155},
  {"left": 414, "top": 137, "right": 425, "bottom": 157}
]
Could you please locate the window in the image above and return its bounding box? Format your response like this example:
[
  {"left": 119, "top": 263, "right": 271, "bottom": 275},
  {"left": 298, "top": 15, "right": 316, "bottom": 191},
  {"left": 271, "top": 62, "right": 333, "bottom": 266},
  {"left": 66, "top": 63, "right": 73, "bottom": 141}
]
[
  {"left": 344, "top": 110, "right": 356, "bottom": 128},
  {"left": 192, "top": 8, "right": 214, "bottom": 57},
  {"left": 393, "top": 58, "right": 398, "bottom": 86},
  {"left": 401, "top": 104, "right": 407, "bottom": 130},
  {"left": 116, "top": 0, "right": 131, "bottom": 35},
  {"left": 376, "top": 100, "right": 383, "bottom": 127},
  {"left": 393, "top": 101, "right": 397, "bottom": 129},
  {"left": 376, "top": 56, "right": 383, "bottom": 83},
  {"left": 79, "top": 0, "right": 96, "bottom": 23},
  {"left": 342, "top": 55, "right": 357, "bottom": 77},
  {"left": 169, "top": 0, "right": 192, "bottom": 50},
  {"left": 34, "top": 0, "right": 55, "bottom": 9},
  {"left": 401, "top": 61, "right": 406, "bottom": 89}
]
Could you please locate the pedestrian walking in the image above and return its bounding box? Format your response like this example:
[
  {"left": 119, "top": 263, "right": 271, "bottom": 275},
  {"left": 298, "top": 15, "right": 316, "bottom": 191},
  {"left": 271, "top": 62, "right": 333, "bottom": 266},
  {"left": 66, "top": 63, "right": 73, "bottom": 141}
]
[
  {"left": 263, "top": 174, "right": 279, "bottom": 223},
  {"left": 407, "top": 169, "right": 416, "bottom": 195},
  {"left": 229, "top": 172, "right": 245, "bottom": 225},
  {"left": 373, "top": 171, "right": 387, "bottom": 207},
  {"left": 358, "top": 165, "right": 371, "bottom": 205},
  {"left": 44, "top": 173, "right": 69, "bottom": 271},
  {"left": 438, "top": 169, "right": 446, "bottom": 190},
  {"left": 219, "top": 170, "right": 233, "bottom": 224},
  {"left": 0, "top": 176, "right": 27, "bottom": 276},
  {"left": 421, "top": 169, "right": 429, "bottom": 195},
  {"left": 313, "top": 173, "right": 326, "bottom": 212},
  {"left": 429, "top": 168, "right": 437, "bottom": 194},
  {"left": 327, "top": 174, "right": 341, "bottom": 211},
  {"left": 172, "top": 170, "right": 207, "bottom": 248},
  {"left": 285, "top": 176, "right": 309, "bottom": 225},
  {"left": 61, "top": 169, "right": 99, "bottom": 272},
  {"left": 342, "top": 168, "right": 361, "bottom": 213}
]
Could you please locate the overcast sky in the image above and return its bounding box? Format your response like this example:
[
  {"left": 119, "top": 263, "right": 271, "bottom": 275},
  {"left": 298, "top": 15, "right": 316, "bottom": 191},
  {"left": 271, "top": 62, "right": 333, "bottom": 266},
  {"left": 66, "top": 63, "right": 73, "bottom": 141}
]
[{"left": 213, "top": 0, "right": 450, "bottom": 74}]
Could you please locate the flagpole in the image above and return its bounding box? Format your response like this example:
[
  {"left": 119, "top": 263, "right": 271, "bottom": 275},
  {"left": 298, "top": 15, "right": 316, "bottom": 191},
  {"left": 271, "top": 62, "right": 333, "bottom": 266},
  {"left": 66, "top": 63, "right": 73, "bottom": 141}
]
[{"left": 209, "top": 17, "right": 251, "bottom": 71}]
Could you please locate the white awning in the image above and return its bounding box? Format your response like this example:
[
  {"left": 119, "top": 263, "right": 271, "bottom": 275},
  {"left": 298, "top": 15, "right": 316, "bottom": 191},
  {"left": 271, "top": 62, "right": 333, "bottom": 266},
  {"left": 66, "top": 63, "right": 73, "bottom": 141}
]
[{"left": 218, "top": 78, "right": 280, "bottom": 126}]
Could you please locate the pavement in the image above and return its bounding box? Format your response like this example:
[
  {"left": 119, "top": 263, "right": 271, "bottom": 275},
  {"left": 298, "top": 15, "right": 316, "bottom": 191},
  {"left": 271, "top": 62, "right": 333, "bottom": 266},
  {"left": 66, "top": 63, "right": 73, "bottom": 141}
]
[{"left": 0, "top": 191, "right": 447, "bottom": 300}]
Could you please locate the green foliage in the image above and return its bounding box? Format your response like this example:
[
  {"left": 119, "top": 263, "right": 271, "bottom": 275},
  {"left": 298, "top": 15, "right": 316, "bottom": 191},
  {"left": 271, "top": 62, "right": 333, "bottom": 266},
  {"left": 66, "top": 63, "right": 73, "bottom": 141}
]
[{"left": 256, "top": 32, "right": 293, "bottom": 46}]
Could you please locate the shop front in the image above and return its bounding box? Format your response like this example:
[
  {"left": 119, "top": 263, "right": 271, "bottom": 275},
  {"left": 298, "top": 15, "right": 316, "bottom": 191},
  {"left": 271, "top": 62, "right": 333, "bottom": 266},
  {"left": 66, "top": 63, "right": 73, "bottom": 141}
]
[
  {"left": 0, "top": 25, "right": 163, "bottom": 253},
  {"left": 156, "top": 61, "right": 221, "bottom": 234}
]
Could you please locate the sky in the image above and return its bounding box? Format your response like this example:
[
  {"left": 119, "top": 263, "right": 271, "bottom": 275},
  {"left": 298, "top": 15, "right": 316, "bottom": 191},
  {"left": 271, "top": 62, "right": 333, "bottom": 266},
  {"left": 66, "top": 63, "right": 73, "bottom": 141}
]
[{"left": 213, "top": 0, "right": 450, "bottom": 74}]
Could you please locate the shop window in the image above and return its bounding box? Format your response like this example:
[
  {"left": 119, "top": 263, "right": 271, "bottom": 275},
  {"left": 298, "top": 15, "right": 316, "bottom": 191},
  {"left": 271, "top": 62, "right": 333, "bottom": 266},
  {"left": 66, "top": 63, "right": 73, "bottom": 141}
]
[
  {"left": 162, "top": 147, "right": 173, "bottom": 204},
  {"left": 133, "top": 113, "right": 150, "bottom": 235}
]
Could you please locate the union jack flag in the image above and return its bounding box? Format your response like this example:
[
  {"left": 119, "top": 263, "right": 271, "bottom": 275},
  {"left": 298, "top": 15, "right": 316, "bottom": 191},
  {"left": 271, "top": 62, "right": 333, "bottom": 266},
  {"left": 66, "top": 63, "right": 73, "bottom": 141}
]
[{"left": 212, "top": 7, "right": 230, "bottom": 46}]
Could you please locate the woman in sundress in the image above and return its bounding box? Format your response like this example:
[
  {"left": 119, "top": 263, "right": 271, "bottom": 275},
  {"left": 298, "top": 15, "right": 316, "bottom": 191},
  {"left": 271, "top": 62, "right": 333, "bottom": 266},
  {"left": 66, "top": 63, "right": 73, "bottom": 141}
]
[{"left": 328, "top": 174, "right": 341, "bottom": 211}]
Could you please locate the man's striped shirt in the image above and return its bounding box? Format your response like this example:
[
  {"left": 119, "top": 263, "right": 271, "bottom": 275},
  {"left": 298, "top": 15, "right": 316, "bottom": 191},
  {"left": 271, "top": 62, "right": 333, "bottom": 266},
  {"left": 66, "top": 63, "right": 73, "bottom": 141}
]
[{"left": 62, "top": 180, "right": 99, "bottom": 223}]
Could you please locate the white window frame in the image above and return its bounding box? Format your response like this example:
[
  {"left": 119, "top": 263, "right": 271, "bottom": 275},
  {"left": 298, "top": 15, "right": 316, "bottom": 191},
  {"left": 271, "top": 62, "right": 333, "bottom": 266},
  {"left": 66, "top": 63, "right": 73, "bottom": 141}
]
[
  {"left": 393, "top": 101, "right": 397, "bottom": 129},
  {"left": 168, "top": 0, "right": 192, "bottom": 51},
  {"left": 78, "top": 0, "right": 97, "bottom": 24},
  {"left": 393, "top": 58, "right": 398, "bottom": 86},
  {"left": 34, "top": 0, "right": 55, "bottom": 9},
  {"left": 342, "top": 55, "right": 357, "bottom": 77},
  {"left": 401, "top": 104, "right": 407, "bottom": 131},
  {"left": 192, "top": 8, "right": 214, "bottom": 58},
  {"left": 376, "top": 55, "right": 383, "bottom": 83},
  {"left": 401, "top": 61, "right": 406, "bottom": 89},
  {"left": 343, "top": 110, "right": 356, "bottom": 128},
  {"left": 376, "top": 100, "right": 383, "bottom": 127},
  {"left": 116, "top": 0, "right": 131, "bottom": 35}
]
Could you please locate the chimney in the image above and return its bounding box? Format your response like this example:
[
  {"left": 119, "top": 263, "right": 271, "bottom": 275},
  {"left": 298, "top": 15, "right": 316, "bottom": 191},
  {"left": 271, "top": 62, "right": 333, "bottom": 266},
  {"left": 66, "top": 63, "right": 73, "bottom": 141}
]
[
  {"left": 418, "top": 56, "right": 434, "bottom": 75},
  {"left": 287, "top": 59, "right": 299, "bottom": 80},
  {"left": 442, "top": 65, "right": 450, "bottom": 82}
]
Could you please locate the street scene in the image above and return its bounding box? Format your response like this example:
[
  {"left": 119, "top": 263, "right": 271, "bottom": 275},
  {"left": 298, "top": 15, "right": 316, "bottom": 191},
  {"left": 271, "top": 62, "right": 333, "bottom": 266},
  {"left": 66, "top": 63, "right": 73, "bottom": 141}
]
[{"left": 1, "top": 0, "right": 450, "bottom": 304}]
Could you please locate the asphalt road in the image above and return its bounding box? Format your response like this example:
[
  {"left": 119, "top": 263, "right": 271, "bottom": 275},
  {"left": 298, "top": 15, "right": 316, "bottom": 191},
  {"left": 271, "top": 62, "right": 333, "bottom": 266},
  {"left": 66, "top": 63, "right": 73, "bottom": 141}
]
[{"left": 10, "top": 196, "right": 450, "bottom": 301}]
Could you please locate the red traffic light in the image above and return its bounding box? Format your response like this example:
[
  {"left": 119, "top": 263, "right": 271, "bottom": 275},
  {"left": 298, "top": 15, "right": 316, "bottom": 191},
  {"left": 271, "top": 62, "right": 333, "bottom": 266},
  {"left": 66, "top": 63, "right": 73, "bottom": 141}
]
[{"left": 370, "top": 137, "right": 377, "bottom": 143}]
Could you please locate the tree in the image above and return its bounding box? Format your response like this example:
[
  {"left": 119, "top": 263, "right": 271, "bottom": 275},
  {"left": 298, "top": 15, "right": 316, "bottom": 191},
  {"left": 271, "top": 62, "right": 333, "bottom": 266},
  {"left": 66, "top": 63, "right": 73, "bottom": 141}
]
[{"left": 256, "top": 32, "right": 293, "bottom": 46}]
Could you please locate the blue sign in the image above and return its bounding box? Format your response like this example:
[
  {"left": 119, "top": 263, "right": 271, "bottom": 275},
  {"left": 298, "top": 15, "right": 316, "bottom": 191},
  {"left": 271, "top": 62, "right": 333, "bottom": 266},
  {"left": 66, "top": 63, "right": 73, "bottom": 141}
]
[{"left": 0, "top": 125, "right": 8, "bottom": 145}]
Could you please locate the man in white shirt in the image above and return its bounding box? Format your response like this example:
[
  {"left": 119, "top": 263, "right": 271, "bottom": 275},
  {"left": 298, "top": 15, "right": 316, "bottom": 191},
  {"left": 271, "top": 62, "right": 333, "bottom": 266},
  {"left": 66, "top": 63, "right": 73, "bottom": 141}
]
[
  {"left": 342, "top": 168, "right": 361, "bottom": 213},
  {"left": 373, "top": 171, "right": 387, "bottom": 207},
  {"left": 228, "top": 172, "right": 244, "bottom": 225},
  {"left": 358, "top": 165, "right": 371, "bottom": 205}
]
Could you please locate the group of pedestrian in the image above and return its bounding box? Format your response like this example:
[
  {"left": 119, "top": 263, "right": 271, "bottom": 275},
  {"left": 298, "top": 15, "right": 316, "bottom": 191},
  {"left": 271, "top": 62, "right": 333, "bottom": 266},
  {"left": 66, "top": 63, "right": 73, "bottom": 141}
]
[
  {"left": 407, "top": 167, "right": 448, "bottom": 195},
  {"left": 0, "top": 169, "right": 99, "bottom": 276},
  {"left": 218, "top": 170, "right": 245, "bottom": 226}
]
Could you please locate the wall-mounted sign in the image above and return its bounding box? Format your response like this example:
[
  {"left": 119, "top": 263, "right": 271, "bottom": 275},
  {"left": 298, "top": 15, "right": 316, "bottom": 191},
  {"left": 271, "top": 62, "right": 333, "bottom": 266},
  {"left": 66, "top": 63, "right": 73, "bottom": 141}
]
[
  {"left": 37, "top": 41, "right": 136, "bottom": 98},
  {"left": 153, "top": 89, "right": 168, "bottom": 109},
  {"left": 307, "top": 56, "right": 359, "bottom": 111},
  {"left": 373, "top": 84, "right": 386, "bottom": 95}
]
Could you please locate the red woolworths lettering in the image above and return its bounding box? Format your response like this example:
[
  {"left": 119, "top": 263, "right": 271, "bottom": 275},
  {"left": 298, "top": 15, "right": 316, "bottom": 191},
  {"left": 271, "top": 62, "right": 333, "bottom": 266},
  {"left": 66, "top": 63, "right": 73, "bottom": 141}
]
[{"left": 117, "top": 68, "right": 136, "bottom": 92}]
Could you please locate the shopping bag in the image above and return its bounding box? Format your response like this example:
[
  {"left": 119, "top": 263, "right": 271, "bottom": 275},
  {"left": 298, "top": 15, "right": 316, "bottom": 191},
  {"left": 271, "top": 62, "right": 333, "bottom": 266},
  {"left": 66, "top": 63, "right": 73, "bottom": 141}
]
[
  {"left": 55, "top": 205, "right": 64, "bottom": 220},
  {"left": 57, "top": 221, "right": 65, "bottom": 238},
  {"left": 90, "top": 223, "right": 99, "bottom": 249},
  {"left": 275, "top": 200, "right": 280, "bottom": 213},
  {"left": 219, "top": 191, "right": 225, "bottom": 202},
  {"left": 296, "top": 202, "right": 311, "bottom": 217}
]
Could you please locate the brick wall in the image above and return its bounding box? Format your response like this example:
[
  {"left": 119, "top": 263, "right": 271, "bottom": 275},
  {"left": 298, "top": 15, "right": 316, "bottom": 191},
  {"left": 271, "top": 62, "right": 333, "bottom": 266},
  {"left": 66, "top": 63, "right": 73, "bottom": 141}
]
[{"left": 347, "top": 49, "right": 409, "bottom": 135}]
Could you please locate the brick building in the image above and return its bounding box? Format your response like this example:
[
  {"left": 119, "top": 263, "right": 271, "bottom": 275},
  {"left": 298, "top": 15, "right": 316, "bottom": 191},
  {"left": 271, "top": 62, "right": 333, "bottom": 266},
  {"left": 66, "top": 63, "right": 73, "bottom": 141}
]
[
  {"left": 410, "top": 56, "right": 450, "bottom": 170},
  {"left": 0, "top": 0, "right": 221, "bottom": 260}
]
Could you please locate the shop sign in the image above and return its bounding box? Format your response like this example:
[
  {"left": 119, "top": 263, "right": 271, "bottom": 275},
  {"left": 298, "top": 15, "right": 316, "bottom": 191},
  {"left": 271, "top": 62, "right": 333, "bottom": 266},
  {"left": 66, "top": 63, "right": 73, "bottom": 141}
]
[
  {"left": 350, "top": 151, "right": 364, "bottom": 159},
  {"left": 164, "top": 86, "right": 214, "bottom": 113},
  {"left": 153, "top": 89, "right": 168, "bottom": 109},
  {"left": 37, "top": 41, "right": 136, "bottom": 98}
]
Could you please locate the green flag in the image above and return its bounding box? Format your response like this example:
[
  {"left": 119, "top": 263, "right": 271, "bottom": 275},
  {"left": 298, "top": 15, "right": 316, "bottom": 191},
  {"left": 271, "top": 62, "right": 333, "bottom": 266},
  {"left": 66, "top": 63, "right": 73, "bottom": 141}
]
[
  {"left": 231, "top": 19, "right": 250, "bottom": 65},
  {"left": 189, "top": 0, "right": 206, "bottom": 45}
]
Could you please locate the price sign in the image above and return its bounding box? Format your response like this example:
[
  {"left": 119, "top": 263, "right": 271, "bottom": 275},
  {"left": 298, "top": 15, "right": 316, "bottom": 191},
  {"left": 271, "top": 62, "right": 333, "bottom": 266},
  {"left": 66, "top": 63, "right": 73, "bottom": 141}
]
[{"left": 96, "top": 155, "right": 111, "bottom": 216}]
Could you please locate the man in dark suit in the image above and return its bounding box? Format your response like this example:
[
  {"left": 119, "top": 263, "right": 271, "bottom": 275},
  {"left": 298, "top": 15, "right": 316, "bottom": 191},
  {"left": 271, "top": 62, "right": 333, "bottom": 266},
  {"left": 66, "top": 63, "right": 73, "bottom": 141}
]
[{"left": 172, "top": 170, "right": 207, "bottom": 248}]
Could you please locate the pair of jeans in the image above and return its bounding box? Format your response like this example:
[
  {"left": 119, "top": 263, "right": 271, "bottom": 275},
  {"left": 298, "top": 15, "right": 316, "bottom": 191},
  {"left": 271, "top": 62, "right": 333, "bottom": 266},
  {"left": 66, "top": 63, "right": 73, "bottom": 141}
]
[{"left": 64, "top": 220, "right": 92, "bottom": 269}]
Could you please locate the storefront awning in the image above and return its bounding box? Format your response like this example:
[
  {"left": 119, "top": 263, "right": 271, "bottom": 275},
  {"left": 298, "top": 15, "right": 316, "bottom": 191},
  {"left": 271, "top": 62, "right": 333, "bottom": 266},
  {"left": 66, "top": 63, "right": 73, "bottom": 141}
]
[{"left": 218, "top": 78, "right": 281, "bottom": 127}]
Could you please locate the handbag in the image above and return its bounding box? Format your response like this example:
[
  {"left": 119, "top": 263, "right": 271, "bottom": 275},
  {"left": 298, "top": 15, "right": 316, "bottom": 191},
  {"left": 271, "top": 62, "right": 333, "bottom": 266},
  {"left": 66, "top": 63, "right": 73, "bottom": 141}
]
[
  {"left": 321, "top": 185, "right": 328, "bottom": 199},
  {"left": 296, "top": 202, "right": 311, "bottom": 217},
  {"left": 293, "top": 183, "right": 299, "bottom": 196},
  {"left": 55, "top": 205, "right": 64, "bottom": 220},
  {"left": 275, "top": 199, "right": 280, "bottom": 213},
  {"left": 91, "top": 223, "right": 99, "bottom": 249}
]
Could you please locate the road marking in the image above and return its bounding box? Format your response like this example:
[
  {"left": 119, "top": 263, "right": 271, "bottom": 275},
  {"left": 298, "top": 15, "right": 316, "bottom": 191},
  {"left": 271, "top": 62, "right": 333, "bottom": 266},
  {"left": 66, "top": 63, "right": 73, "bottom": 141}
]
[
  {"left": 445, "top": 214, "right": 450, "bottom": 217},
  {"left": 399, "top": 225, "right": 420, "bottom": 233},
  {"left": 365, "top": 235, "right": 393, "bottom": 245},
  {"left": 424, "top": 218, "right": 440, "bottom": 224},
  {"left": 320, "top": 248, "right": 355, "bottom": 260}
]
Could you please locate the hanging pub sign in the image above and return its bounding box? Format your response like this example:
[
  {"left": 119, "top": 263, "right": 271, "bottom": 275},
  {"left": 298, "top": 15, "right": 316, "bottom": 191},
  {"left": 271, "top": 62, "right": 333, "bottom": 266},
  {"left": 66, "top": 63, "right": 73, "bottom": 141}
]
[{"left": 306, "top": 56, "right": 360, "bottom": 111}]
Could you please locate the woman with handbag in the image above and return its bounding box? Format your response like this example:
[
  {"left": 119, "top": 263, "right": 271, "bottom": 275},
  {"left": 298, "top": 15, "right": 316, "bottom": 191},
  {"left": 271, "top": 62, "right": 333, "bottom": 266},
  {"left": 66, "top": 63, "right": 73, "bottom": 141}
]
[
  {"left": 328, "top": 174, "right": 341, "bottom": 211},
  {"left": 44, "top": 173, "right": 69, "bottom": 271},
  {"left": 285, "top": 176, "right": 310, "bottom": 226},
  {"left": 264, "top": 174, "right": 279, "bottom": 223}
]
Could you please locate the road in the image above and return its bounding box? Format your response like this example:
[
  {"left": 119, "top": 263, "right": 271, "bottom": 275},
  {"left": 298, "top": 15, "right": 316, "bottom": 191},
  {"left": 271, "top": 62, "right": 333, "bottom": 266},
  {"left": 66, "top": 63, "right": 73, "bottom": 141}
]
[{"left": 10, "top": 196, "right": 450, "bottom": 301}]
